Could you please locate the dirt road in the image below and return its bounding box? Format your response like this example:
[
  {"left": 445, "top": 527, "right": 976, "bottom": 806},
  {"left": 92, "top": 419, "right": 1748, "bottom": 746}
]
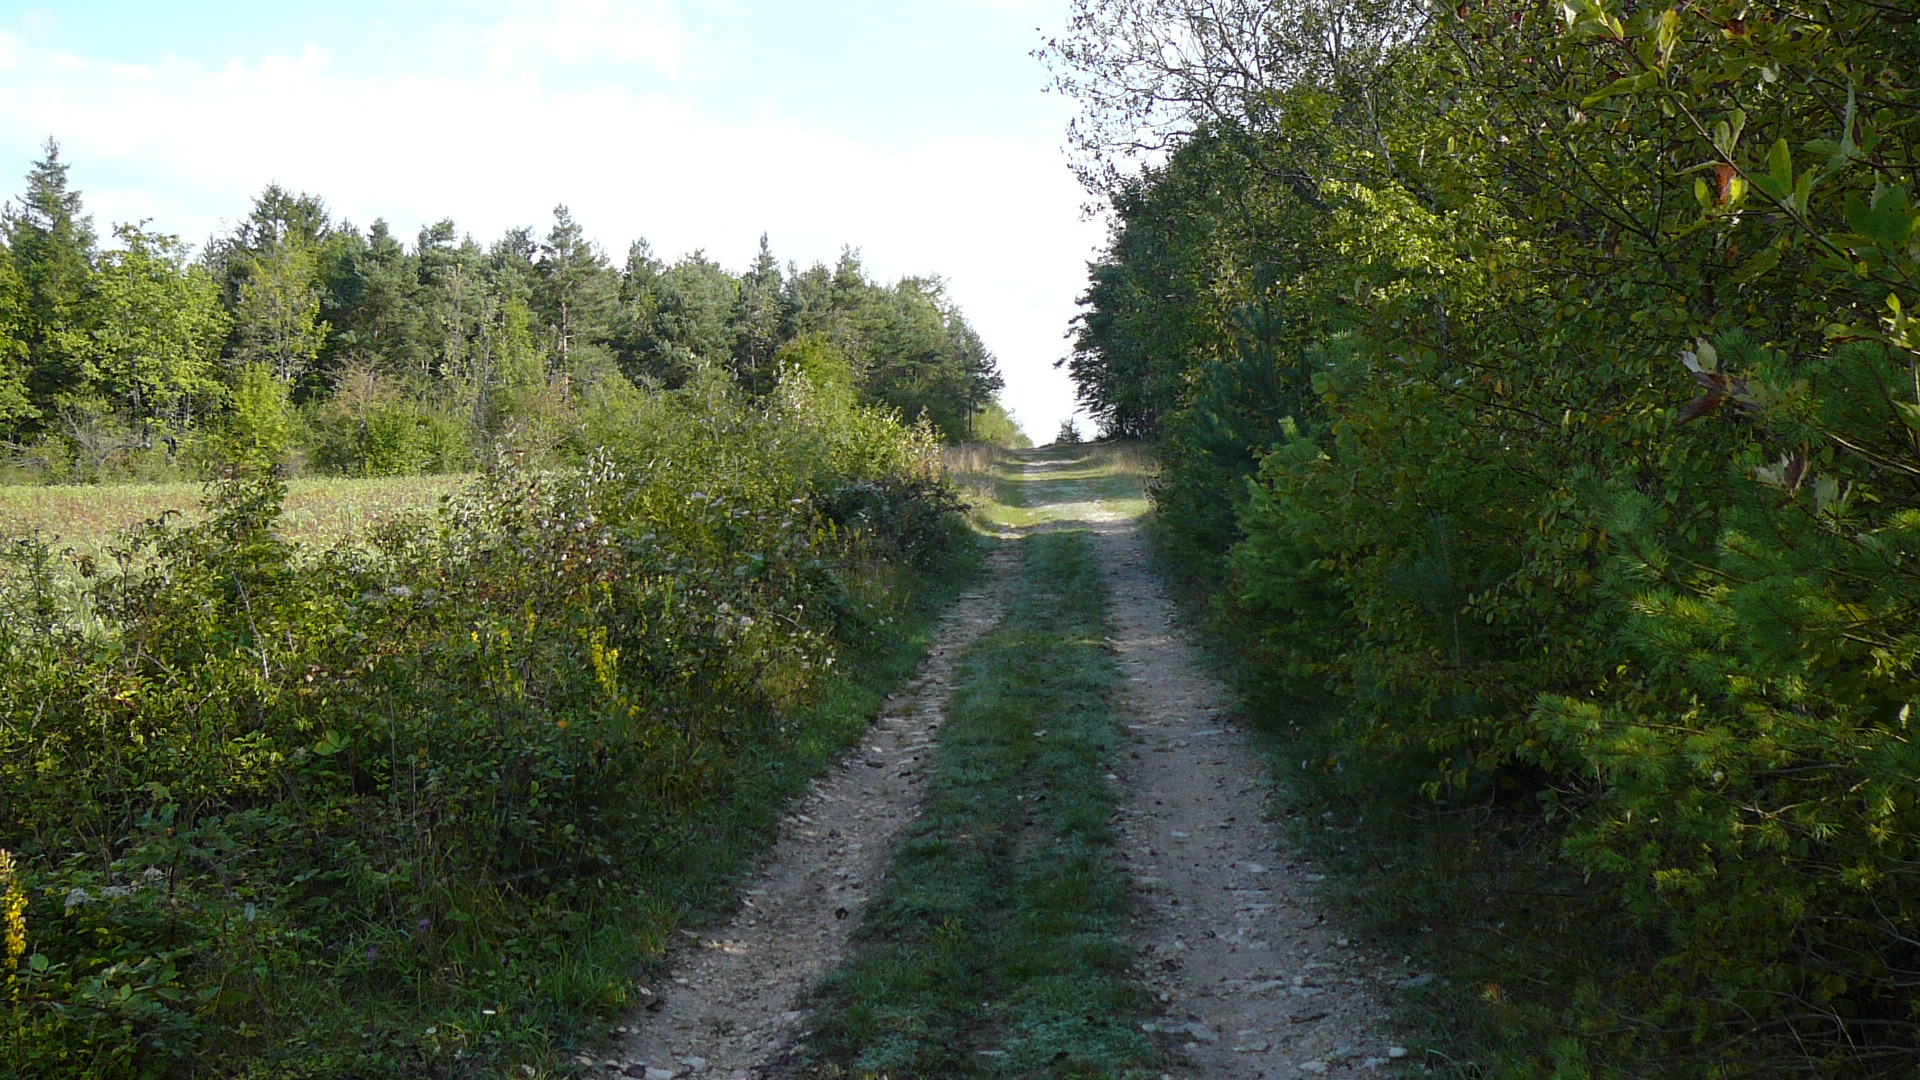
[{"left": 611, "top": 446, "right": 1402, "bottom": 1079}]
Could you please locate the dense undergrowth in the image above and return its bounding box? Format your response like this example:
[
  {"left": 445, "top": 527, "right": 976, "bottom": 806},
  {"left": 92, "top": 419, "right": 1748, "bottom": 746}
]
[
  {"left": 798, "top": 530, "right": 1157, "bottom": 1080},
  {"left": 1053, "top": 0, "right": 1920, "bottom": 1074},
  {"left": 0, "top": 369, "right": 974, "bottom": 1078}
]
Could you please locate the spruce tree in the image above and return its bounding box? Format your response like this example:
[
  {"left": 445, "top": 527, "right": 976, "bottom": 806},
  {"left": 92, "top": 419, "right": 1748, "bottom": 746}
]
[
  {"left": 0, "top": 243, "right": 36, "bottom": 434},
  {"left": 3, "top": 139, "right": 97, "bottom": 421},
  {"left": 324, "top": 219, "right": 421, "bottom": 378}
]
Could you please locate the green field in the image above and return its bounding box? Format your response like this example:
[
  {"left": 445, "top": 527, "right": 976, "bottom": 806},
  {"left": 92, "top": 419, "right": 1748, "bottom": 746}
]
[{"left": 0, "top": 474, "right": 470, "bottom": 560}]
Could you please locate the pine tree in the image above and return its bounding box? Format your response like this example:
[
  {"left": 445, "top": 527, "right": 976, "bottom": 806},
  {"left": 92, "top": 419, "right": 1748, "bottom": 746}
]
[
  {"left": 649, "top": 252, "right": 739, "bottom": 380},
  {"left": 534, "top": 206, "right": 616, "bottom": 368},
  {"left": 732, "top": 233, "right": 787, "bottom": 393},
  {"left": 416, "top": 220, "right": 483, "bottom": 381}
]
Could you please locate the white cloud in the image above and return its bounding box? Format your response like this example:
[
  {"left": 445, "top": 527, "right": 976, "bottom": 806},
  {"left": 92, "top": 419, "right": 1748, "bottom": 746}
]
[{"left": 0, "top": 14, "right": 1095, "bottom": 437}]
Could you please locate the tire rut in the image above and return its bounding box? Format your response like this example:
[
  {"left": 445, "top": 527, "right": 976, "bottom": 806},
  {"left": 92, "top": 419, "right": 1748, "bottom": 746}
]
[
  {"left": 1093, "top": 521, "right": 1409, "bottom": 1079},
  {"left": 610, "top": 543, "right": 1019, "bottom": 1080}
]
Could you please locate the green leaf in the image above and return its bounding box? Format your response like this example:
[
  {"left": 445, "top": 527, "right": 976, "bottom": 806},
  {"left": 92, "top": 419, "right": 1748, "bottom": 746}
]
[
  {"left": 1582, "top": 74, "right": 1643, "bottom": 108},
  {"left": 1654, "top": 8, "right": 1681, "bottom": 66},
  {"left": 1768, "top": 138, "right": 1793, "bottom": 195},
  {"left": 1582, "top": 72, "right": 1655, "bottom": 108},
  {"left": 1713, "top": 110, "right": 1748, "bottom": 159}
]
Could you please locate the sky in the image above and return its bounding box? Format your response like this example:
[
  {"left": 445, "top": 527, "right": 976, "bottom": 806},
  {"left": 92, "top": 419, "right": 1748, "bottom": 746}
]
[{"left": 0, "top": 0, "right": 1107, "bottom": 440}]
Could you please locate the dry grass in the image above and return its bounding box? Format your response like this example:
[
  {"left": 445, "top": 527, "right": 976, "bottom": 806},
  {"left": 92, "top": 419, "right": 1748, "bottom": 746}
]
[
  {"left": 940, "top": 442, "right": 1017, "bottom": 510},
  {"left": 0, "top": 474, "right": 470, "bottom": 562},
  {"left": 1096, "top": 441, "right": 1159, "bottom": 479}
]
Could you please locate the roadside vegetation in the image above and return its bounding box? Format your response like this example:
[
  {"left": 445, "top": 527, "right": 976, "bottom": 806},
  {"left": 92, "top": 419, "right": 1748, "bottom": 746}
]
[
  {"left": 0, "top": 124, "right": 1038, "bottom": 1076},
  {"left": 0, "top": 366, "right": 980, "bottom": 1078},
  {"left": 796, "top": 459, "right": 1158, "bottom": 1080},
  {"left": 1049, "top": 0, "right": 1920, "bottom": 1074}
]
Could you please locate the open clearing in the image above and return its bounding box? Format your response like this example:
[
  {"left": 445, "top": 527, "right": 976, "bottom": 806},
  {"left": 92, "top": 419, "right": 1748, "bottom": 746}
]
[{"left": 0, "top": 473, "right": 466, "bottom": 560}]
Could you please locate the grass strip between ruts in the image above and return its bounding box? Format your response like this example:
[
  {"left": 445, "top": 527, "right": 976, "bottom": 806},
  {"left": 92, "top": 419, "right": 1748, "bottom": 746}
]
[{"left": 795, "top": 530, "right": 1159, "bottom": 1080}]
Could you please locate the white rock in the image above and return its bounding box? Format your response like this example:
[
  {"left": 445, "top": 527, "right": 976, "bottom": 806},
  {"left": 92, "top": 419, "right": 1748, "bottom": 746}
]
[
  {"left": 1299, "top": 1062, "right": 1330, "bottom": 1075},
  {"left": 645, "top": 1069, "right": 675, "bottom": 1080},
  {"left": 1388, "top": 1047, "right": 1409, "bottom": 1059}
]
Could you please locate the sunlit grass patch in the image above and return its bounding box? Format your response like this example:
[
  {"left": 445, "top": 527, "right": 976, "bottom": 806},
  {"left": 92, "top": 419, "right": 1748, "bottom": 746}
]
[{"left": 948, "top": 442, "right": 1155, "bottom": 533}]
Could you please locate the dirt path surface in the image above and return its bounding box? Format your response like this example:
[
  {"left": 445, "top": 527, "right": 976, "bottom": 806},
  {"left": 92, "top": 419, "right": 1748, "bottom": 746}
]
[
  {"left": 1094, "top": 519, "right": 1408, "bottom": 1079},
  {"left": 612, "top": 545, "right": 1018, "bottom": 1080}
]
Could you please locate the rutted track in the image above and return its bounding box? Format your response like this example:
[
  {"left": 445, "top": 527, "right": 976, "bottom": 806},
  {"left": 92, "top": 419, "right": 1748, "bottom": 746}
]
[
  {"left": 605, "top": 444, "right": 1406, "bottom": 1079},
  {"left": 612, "top": 546, "right": 1017, "bottom": 1080}
]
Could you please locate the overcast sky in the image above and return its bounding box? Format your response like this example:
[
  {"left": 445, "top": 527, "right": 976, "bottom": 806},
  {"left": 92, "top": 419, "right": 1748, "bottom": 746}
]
[{"left": 0, "top": 0, "right": 1103, "bottom": 439}]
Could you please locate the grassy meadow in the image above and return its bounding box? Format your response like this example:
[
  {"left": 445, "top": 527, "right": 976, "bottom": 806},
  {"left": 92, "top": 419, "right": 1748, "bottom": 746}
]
[{"left": 0, "top": 474, "right": 469, "bottom": 562}]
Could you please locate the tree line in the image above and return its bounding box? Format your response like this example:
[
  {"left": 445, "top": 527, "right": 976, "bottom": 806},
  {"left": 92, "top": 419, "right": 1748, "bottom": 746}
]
[
  {"left": 1051, "top": 0, "right": 1917, "bottom": 1074},
  {"left": 0, "top": 141, "right": 1021, "bottom": 481}
]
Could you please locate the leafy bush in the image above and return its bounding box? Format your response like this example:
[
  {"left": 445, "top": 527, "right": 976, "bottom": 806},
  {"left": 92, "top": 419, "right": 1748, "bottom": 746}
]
[
  {"left": 1057, "top": 0, "right": 1920, "bottom": 1071},
  {"left": 308, "top": 366, "right": 473, "bottom": 476}
]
